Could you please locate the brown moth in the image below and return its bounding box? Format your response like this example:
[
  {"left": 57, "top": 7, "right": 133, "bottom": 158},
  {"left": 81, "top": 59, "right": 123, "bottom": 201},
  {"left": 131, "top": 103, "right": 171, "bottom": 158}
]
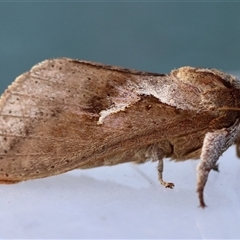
[{"left": 1, "top": 58, "right": 240, "bottom": 208}]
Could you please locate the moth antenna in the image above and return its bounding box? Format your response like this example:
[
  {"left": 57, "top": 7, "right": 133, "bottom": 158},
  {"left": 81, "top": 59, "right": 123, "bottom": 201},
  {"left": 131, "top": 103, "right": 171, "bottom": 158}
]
[{"left": 218, "top": 107, "right": 240, "bottom": 111}]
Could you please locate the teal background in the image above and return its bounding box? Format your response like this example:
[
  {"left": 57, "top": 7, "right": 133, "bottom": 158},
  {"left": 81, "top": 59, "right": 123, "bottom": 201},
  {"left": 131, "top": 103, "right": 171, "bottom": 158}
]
[{"left": 1, "top": 2, "right": 240, "bottom": 92}]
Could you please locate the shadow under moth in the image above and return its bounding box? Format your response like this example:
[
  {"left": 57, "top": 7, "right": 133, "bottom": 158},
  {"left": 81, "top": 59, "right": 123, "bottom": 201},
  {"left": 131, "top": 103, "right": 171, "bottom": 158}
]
[{"left": 1, "top": 58, "right": 240, "bottom": 208}]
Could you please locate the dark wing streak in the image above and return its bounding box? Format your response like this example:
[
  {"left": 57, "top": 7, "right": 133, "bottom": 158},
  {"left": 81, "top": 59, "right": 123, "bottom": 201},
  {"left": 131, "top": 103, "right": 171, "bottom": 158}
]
[
  {"left": 69, "top": 59, "right": 166, "bottom": 77},
  {"left": 9, "top": 91, "right": 105, "bottom": 110}
]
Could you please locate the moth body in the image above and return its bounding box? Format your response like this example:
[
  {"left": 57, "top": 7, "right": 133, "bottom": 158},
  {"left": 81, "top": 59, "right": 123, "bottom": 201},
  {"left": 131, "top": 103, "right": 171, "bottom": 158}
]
[{"left": 1, "top": 58, "right": 240, "bottom": 207}]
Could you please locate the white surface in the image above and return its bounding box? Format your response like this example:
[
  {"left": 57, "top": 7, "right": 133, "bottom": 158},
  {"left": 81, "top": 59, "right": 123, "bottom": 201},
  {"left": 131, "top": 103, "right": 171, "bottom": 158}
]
[{"left": 0, "top": 146, "right": 240, "bottom": 238}]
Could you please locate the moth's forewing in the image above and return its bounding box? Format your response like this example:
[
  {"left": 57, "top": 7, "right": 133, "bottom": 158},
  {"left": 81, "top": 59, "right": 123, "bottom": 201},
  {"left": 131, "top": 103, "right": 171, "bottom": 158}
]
[{"left": 0, "top": 59, "right": 173, "bottom": 182}]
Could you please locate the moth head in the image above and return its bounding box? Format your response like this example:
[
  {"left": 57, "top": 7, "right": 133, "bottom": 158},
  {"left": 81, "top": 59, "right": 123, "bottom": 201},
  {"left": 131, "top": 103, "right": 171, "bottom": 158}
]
[{"left": 172, "top": 66, "right": 240, "bottom": 90}]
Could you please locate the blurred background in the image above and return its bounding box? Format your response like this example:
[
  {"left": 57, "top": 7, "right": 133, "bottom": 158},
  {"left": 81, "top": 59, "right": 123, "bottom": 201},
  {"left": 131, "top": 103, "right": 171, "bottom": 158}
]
[
  {"left": 1, "top": 2, "right": 240, "bottom": 92},
  {"left": 1, "top": 2, "right": 240, "bottom": 239}
]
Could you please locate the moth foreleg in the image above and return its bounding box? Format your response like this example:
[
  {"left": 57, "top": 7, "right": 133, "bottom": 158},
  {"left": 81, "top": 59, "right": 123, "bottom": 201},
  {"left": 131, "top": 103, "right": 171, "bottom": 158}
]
[{"left": 197, "top": 120, "right": 240, "bottom": 208}]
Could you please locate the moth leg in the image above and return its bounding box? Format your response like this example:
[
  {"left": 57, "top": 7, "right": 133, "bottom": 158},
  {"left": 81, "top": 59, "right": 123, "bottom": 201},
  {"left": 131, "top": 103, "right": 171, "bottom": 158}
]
[
  {"left": 157, "top": 159, "right": 175, "bottom": 189},
  {"left": 197, "top": 120, "right": 240, "bottom": 208},
  {"left": 147, "top": 145, "right": 174, "bottom": 189}
]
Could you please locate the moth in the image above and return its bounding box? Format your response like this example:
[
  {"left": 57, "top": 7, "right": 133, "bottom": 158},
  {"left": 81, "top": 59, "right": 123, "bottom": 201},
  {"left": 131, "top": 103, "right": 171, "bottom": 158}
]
[{"left": 1, "top": 58, "right": 240, "bottom": 208}]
